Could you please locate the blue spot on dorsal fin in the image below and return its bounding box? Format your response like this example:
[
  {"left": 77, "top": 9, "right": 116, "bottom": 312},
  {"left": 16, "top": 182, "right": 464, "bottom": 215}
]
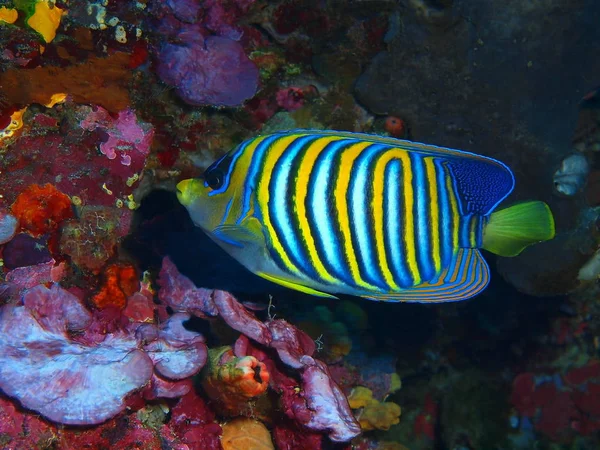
[{"left": 446, "top": 157, "right": 514, "bottom": 215}]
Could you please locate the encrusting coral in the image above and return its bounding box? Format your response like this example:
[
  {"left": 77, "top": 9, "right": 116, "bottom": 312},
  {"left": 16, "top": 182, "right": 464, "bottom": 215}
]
[
  {"left": 348, "top": 386, "right": 402, "bottom": 431},
  {"left": 221, "top": 417, "right": 275, "bottom": 450},
  {"left": 0, "top": 53, "right": 133, "bottom": 113}
]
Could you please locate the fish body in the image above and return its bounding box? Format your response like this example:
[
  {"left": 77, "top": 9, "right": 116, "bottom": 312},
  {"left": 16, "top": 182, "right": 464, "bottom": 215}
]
[{"left": 177, "top": 130, "right": 555, "bottom": 302}]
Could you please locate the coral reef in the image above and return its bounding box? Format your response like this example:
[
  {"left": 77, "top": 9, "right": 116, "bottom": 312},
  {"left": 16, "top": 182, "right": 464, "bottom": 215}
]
[{"left": 0, "top": 0, "right": 599, "bottom": 448}]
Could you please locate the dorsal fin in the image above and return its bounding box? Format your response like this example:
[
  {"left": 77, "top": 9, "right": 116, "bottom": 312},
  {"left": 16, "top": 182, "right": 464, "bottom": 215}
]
[{"left": 360, "top": 249, "right": 490, "bottom": 303}]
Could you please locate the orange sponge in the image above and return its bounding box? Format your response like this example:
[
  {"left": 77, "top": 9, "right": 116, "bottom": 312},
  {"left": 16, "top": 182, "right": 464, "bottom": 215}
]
[
  {"left": 11, "top": 184, "right": 73, "bottom": 236},
  {"left": 92, "top": 264, "right": 139, "bottom": 310}
]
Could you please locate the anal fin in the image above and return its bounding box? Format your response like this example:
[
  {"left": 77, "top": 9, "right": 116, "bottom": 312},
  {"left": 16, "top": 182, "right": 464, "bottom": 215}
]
[{"left": 362, "top": 249, "right": 490, "bottom": 303}]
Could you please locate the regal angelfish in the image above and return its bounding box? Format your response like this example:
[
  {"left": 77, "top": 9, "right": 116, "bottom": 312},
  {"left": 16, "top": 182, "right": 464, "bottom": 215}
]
[{"left": 177, "top": 130, "right": 555, "bottom": 302}]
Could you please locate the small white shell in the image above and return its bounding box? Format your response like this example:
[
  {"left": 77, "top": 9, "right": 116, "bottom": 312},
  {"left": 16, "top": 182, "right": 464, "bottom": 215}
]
[
  {"left": 0, "top": 211, "right": 18, "bottom": 245},
  {"left": 578, "top": 248, "right": 600, "bottom": 281},
  {"left": 553, "top": 153, "right": 589, "bottom": 196}
]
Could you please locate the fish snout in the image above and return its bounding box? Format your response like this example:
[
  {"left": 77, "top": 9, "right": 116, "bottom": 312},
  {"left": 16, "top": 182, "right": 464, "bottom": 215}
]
[{"left": 176, "top": 179, "right": 191, "bottom": 204}]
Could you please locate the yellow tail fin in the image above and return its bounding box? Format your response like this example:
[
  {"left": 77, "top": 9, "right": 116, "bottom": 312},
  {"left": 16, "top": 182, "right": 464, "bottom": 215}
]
[{"left": 482, "top": 201, "right": 555, "bottom": 257}]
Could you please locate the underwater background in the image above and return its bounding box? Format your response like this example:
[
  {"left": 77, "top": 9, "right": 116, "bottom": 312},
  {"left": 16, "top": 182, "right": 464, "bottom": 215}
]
[{"left": 1, "top": 0, "right": 600, "bottom": 449}]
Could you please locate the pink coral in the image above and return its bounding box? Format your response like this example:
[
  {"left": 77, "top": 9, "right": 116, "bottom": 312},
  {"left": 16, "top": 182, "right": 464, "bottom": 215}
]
[
  {"left": 510, "top": 365, "right": 600, "bottom": 440},
  {"left": 276, "top": 87, "right": 305, "bottom": 111},
  {"left": 80, "top": 107, "right": 153, "bottom": 166},
  {"left": 4, "top": 259, "right": 65, "bottom": 290},
  {"left": 0, "top": 105, "right": 150, "bottom": 207}
]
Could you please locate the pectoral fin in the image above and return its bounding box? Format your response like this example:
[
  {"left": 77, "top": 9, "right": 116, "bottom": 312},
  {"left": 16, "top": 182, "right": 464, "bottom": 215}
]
[{"left": 213, "top": 217, "right": 266, "bottom": 248}]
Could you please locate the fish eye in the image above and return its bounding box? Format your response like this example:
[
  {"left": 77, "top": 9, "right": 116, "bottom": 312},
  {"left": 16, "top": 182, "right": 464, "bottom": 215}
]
[{"left": 204, "top": 169, "right": 224, "bottom": 190}]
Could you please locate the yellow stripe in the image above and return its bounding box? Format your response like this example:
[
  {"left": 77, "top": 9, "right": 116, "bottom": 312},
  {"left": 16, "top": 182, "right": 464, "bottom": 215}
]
[
  {"left": 397, "top": 151, "right": 421, "bottom": 285},
  {"left": 335, "top": 142, "right": 377, "bottom": 289},
  {"left": 469, "top": 216, "right": 477, "bottom": 247},
  {"left": 234, "top": 135, "right": 266, "bottom": 182},
  {"left": 424, "top": 158, "right": 441, "bottom": 274},
  {"left": 256, "top": 134, "right": 306, "bottom": 275},
  {"left": 295, "top": 136, "right": 341, "bottom": 284},
  {"left": 446, "top": 168, "right": 460, "bottom": 251},
  {"left": 373, "top": 153, "right": 400, "bottom": 290}
]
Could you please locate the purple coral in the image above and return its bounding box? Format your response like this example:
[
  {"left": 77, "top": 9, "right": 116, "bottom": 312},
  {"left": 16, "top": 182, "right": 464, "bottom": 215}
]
[
  {"left": 142, "top": 313, "right": 207, "bottom": 380},
  {"left": 158, "top": 256, "right": 218, "bottom": 317},
  {"left": 166, "top": 0, "right": 202, "bottom": 23},
  {"left": 0, "top": 285, "right": 154, "bottom": 425},
  {"left": 2, "top": 233, "right": 52, "bottom": 269},
  {"left": 0, "top": 283, "right": 210, "bottom": 425},
  {"left": 157, "top": 34, "right": 259, "bottom": 107}
]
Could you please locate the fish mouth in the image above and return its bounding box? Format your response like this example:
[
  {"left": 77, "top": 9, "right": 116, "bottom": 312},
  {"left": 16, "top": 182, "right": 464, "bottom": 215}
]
[{"left": 175, "top": 180, "right": 190, "bottom": 204}]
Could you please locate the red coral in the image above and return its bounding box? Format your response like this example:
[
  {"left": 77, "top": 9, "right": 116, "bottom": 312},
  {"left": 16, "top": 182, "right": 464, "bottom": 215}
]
[
  {"left": 273, "top": 418, "right": 324, "bottom": 450},
  {"left": 384, "top": 116, "right": 406, "bottom": 138},
  {"left": 564, "top": 361, "right": 600, "bottom": 385},
  {"left": 11, "top": 184, "right": 73, "bottom": 236},
  {"left": 535, "top": 390, "right": 576, "bottom": 441},
  {"left": 92, "top": 264, "right": 139, "bottom": 309},
  {"left": 510, "top": 372, "right": 537, "bottom": 417},
  {"left": 170, "top": 390, "right": 222, "bottom": 450},
  {"left": 276, "top": 87, "right": 305, "bottom": 111},
  {"left": 414, "top": 393, "right": 438, "bottom": 440},
  {"left": 157, "top": 146, "right": 180, "bottom": 168},
  {"left": 572, "top": 382, "right": 600, "bottom": 417},
  {"left": 0, "top": 395, "right": 55, "bottom": 449},
  {"left": 129, "top": 40, "right": 149, "bottom": 69}
]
